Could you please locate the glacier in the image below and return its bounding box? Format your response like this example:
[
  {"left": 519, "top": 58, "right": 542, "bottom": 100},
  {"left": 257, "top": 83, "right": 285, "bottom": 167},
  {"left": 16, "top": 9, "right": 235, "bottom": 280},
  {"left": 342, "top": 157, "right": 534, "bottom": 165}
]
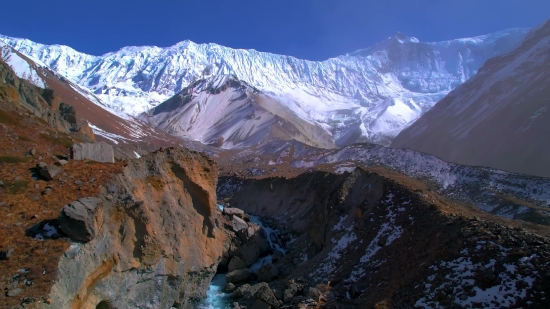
[{"left": 0, "top": 28, "right": 529, "bottom": 146}]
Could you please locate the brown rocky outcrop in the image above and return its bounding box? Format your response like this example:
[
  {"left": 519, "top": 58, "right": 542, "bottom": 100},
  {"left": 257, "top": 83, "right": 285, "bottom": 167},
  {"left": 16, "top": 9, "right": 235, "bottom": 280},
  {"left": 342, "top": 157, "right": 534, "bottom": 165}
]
[
  {"left": 41, "top": 147, "right": 227, "bottom": 309},
  {"left": 0, "top": 55, "right": 94, "bottom": 142}
]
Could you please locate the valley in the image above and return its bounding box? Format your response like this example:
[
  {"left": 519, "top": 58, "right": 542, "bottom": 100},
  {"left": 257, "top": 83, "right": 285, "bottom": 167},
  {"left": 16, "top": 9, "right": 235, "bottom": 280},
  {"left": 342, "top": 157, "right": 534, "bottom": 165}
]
[{"left": 1, "top": 14, "right": 550, "bottom": 309}]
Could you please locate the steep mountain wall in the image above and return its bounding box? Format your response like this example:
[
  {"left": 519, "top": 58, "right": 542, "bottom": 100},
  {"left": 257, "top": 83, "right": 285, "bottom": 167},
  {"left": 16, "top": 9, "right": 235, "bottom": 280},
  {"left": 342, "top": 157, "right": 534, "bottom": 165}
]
[{"left": 391, "top": 20, "right": 550, "bottom": 177}]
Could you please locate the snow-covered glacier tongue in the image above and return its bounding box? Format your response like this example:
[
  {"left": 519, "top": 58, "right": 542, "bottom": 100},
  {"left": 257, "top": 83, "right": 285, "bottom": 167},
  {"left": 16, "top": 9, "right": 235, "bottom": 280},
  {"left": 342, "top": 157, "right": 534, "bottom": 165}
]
[{"left": 0, "top": 28, "right": 529, "bottom": 146}]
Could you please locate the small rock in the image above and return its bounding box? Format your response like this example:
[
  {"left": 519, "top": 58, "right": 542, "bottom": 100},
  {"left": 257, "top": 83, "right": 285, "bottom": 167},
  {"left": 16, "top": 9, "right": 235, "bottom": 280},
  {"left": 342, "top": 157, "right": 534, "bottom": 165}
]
[
  {"left": 306, "top": 287, "right": 322, "bottom": 302},
  {"left": 224, "top": 207, "right": 245, "bottom": 218},
  {"left": 272, "top": 250, "right": 284, "bottom": 263},
  {"left": 0, "top": 249, "right": 13, "bottom": 260},
  {"left": 226, "top": 268, "right": 254, "bottom": 284},
  {"left": 228, "top": 256, "right": 247, "bottom": 272},
  {"left": 74, "top": 180, "right": 83, "bottom": 186},
  {"left": 41, "top": 188, "right": 53, "bottom": 195},
  {"left": 7, "top": 288, "right": 22, "bottom": 297},
  {"left": 28, "top": 148, "right": 36, "bottom": 156},
  {"left": 55, "top": 160, "right": 68, "bottom": 166},
  {"left": 283, "top": 289, "right": 295, "bottom": 303},
  {"left": 226, "top": 283, "right": 236, "bottom": 292},
  {"left": 257, "top": 263, "right": 280, "bottom": 283},
  {"left": 36, "top": 162, "right": 61, "bottom": 181},
  {"left": 107, "top": 185, "right": 117, "bottom": 193},
  {"left": 252, "top": 283, "right": 282, "bottom": 307},
  {"left": 232, "top": 216, "right": 248, "bottom": 232},
  {"left": 65, "top": 244, "right": 80, "bottom": 258}
]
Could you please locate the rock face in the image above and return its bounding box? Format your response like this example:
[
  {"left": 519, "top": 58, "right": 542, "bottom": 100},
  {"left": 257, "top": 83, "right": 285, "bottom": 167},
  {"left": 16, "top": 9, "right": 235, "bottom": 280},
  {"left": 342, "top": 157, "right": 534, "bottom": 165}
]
[
  {"left": 71, "top": 142, "right": 115, "bottom": 163},
  {"left": 58, "top": 197, "right": 102, "bottom": 242},
  {"left": 43, "top": 147, "right": 226, "bottom": 309},
  {"left": 0, "top": 47, "right": 95, "bottom": 142}
]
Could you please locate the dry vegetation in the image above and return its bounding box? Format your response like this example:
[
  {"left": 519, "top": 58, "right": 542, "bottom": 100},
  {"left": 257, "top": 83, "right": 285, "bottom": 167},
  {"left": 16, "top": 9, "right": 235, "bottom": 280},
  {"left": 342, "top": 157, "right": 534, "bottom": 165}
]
[{"left": 0, "top": 100, "right": 124, "bottom": 306}]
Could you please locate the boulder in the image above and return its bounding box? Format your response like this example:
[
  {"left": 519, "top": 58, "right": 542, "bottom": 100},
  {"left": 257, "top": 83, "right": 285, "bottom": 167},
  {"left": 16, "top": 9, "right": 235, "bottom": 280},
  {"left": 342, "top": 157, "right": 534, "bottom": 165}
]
[
  {"left": 254, "top": 283, "right": 282, "bottom": 308},
  {"left": 58, "top": 197, "right": 102, "bottom": 242},
  {"left": 235, "top": 283, "right": 281, "bottom": 308},
  {"left": 226, "top": 283, "right": 236, "bottom": 292},
  {"left": 283, "top": 289, "right": 294, "bottom": 303},
  {"left": 70, "top": 141, "right": 114, "bottom": 163},
  {"left": 228, "top": 256, "right": 247, "bottom": 272},
  {"left": 234, "top": 284, "right": 253, "bottom": 298},
  {"left": 226, "top": 268, "right": 254, "bottom": 284},
  {"left": 36, "top": 162, "right": 61, "bottom": 180},
  {"left": 55, "top": 159, "right": 68, "bottom": 166},
  {"left": 232, "top": 216, "right": 248, "bottom": 232},
  {"left": 237, "top": 224, "right": 271, "bottom": 260},
  {"left": 257, "top": 263, "right": 280, "bottom": 283},
  {"left": 272, "top": 250, "right": 284, "bottom": 263},
  {"left": 224, "top": 207, "right": 245, "bottom": 218},
  {"left": 306, "top": 287, "right": 322, "bottom": 302},
  {"left": 235, "top": 243, "right": 261, "bottom": 266}
]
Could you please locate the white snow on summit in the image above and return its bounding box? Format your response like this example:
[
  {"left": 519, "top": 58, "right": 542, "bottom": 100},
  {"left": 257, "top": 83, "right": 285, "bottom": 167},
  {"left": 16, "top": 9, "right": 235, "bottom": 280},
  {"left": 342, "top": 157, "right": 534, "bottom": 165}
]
[
  {"left": 0, "top": 40, "right": 45, "bottom": 88},
  {"left": 0, "top": 28, "right": 529, "bottom": 145}
]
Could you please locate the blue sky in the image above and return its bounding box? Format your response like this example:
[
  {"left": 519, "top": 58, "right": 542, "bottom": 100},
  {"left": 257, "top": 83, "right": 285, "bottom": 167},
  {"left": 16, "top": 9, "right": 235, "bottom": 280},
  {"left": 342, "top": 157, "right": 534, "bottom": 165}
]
[{"left": 1, "top": 0, "right": 549, "bottom": 60}]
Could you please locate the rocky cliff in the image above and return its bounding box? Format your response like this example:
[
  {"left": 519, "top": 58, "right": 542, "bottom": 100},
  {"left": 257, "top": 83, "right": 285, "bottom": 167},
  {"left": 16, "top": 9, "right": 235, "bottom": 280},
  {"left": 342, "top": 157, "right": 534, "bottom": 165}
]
[
  {"left": 40, "top": 148, "right": 226, "bottom": 309},
  {"left": 0, "top": 52, "right": 94, "bottom": 142}
]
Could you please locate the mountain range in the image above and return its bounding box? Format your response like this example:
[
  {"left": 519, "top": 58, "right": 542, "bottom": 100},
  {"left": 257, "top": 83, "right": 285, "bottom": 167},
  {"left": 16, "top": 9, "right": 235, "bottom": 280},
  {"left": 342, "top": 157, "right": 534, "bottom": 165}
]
[{"left": 0, "top": 28, "right": 529, "bottom": 147}]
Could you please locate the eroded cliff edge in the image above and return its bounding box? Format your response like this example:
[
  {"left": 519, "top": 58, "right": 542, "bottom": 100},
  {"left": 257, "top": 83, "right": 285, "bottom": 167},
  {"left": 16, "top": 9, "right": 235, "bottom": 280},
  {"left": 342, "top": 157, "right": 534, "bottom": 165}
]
[{"left": 43, "top": 148, "right": 226, "bottom": 309}]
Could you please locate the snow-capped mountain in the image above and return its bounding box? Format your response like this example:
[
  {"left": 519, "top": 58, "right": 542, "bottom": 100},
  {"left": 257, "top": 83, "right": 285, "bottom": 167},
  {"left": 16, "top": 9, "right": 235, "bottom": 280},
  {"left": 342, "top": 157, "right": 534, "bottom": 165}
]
[
  {"left": 0, "top": 41, "right": 186, "bottom": 157},
  {"left": 391, "top": 20, "right": 550, "bottom": 177},
  {"left": 139, "top": 75, "right": 335, "bottom": 149},
  {"left": 0, "top": 28, "right": 528, "bottom": 146},
  {"left": 0, "top": 41, "right": 46, "bottom": 88}
]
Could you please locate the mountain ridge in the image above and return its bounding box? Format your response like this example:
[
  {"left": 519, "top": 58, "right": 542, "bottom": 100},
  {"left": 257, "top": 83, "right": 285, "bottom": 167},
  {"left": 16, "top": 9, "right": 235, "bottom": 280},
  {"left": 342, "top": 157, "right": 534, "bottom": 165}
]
[{"left": 0, "top": 28, "right": 530, "bottom": 146}]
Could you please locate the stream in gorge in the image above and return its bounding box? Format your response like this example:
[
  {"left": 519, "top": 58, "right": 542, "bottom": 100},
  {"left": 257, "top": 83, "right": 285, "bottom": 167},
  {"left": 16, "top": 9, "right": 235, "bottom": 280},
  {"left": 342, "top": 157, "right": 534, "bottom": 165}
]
[{"left": 197, "top": 214, "right": 286, "bottom": 308}]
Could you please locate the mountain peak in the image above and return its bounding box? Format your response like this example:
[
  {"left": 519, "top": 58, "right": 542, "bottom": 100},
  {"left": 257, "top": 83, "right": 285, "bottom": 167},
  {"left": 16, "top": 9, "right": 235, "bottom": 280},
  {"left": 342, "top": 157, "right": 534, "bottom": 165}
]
[{"left": 391, "top": 31, "right": 420, "bottom": 44}]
